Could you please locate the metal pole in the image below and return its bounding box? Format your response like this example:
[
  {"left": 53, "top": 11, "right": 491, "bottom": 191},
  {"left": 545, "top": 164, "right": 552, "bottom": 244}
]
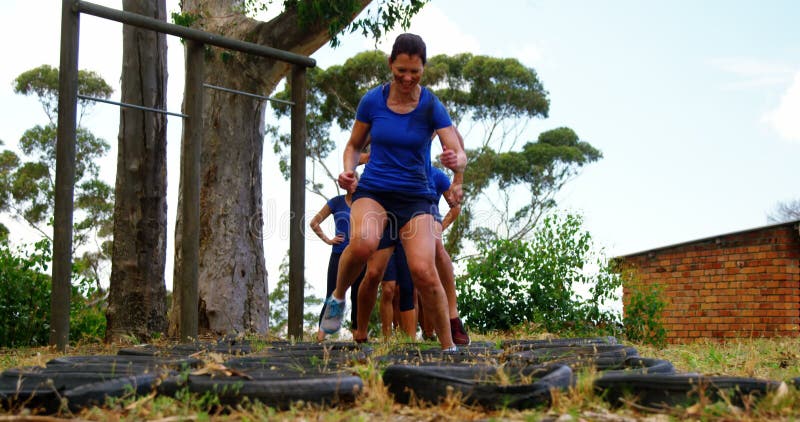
[
  {"left": 77, "top": 1, "right": 315, "bottom": 68},
  {"left": 203, "top": 84, "right": 294, "bottom": 106},
  {"left": 77, "top": 94, "right": 188, "bottom": 118},
  {"left": 179, "top": 40, "right": 203, "bottom": 342},
  {"left": 287, "top": 65, "right": 307, "bottom": 340},
  {"left": 51, "top": 0, "right": 80, "bottom": 351}
]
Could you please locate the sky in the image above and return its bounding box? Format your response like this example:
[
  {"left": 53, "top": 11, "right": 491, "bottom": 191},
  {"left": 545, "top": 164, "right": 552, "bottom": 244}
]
[{"left": 0, "top": 1, "right": 798, "bottom": 302}]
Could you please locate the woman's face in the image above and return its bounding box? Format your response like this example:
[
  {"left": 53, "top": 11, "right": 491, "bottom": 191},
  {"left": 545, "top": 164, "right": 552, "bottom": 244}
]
[{"left": 389, "top": 53, "right": 424, "bottom": 95}]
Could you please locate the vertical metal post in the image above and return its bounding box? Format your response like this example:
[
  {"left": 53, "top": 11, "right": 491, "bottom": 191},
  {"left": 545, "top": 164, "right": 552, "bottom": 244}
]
[
  {"left": 179, "top": 40, "right": 203, "bottom": 342},
  {"left": 51, "top": 0, "right": 80, "bottom": 351},
  {"left": 287, "top": 65, "right": 307, "bottom": 340}
]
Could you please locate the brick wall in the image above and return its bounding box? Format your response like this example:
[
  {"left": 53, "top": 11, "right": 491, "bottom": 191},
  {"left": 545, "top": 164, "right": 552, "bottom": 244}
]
[{"left": 619, "top": 221, "right": 800, "bottom": 343}]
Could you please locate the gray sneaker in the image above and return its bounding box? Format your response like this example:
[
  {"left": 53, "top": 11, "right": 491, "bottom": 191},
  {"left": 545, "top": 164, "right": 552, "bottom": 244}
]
[{"left": 320, "top": 296, "right": 346, "bottom": 334}]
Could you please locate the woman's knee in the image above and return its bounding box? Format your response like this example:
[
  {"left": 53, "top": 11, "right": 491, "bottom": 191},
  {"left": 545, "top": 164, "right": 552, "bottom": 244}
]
[
  {"left": 408, "top": 262, "right": 438, "bottom": 289},
  {"left": 381, "top": 283, "right": 395, "bottom": 302},
  {"left": 348, "top": 241, "right": 376, "bottom": 262}
]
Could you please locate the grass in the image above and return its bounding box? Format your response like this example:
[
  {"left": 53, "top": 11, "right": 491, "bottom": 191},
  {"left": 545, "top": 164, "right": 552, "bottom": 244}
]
[{"left": 1, "top": 334, "right": 800, "bottom": 420}]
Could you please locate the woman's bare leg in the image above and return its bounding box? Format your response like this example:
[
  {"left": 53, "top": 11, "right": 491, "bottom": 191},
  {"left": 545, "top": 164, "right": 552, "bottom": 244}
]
[
  {"left": 400, "top": 214, "right": 454, "bottom": 350},
  {"left": 321, "top": 198, "right": 385, "bottom": 335}
]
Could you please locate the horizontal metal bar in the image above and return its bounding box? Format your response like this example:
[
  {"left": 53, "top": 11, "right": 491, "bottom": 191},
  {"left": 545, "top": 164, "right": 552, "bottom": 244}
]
[
  {"left": 203, "top": 84, "right": 294, "bottom": 106},
  {"left": 76, "top": 1, "right": 316, "bottom": 68},
  {"left": 78, "top": 94, "right": 188, "bottom": 118}
]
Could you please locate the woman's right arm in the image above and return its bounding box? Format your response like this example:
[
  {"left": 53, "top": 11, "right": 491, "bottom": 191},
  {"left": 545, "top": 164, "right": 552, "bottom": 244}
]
[
  {"left": 309, "top": 204, "right": 334, "bottom": 245},
  {"left": 339, "top": 120, "right": 371, "bottom": 193}
]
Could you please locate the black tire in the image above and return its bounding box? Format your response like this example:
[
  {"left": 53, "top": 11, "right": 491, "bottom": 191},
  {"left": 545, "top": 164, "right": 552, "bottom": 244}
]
[
  {"left": 4, "top": 364, "right": 154, "bottom": 377},
  {"left": 595, "top": 357, "right": 676, "bottom": 375},
  {"left": 63, "top": 373, "right": 162, "bottom": 411},
  {"left": 594, "top": 373, "right": 782, "bottom": 408},
  {"left": 158, "top": 371, "right": 363, "bottom": 408},
  {"left": 378, "top": 348, "right": 503, "bottom": 365},
  {"left": 507, "top": 345, "right": 638, "bottom": 365},
  {"left": 1, "top": 367, "right": 137, "bottom": 391},
  {"left": 382, "top": 363, "right": 572, "bottom": 410},
  {"left": 228, "top": 348, "right": 370, "bottom": 368},
  {"left": 224, "top": 356, "right": 357, "bottom": 373},
  {"left": 47, "top": 355, "right": 202, "bottom": 370},
  {"left": 502, "top": 337, "right": 618, "bottom": 351},
  {"left": 0, "top": 368, "right": 146, "bottom": 413}
]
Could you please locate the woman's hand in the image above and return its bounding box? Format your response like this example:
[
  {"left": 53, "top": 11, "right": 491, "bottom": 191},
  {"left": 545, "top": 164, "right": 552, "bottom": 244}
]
[
  {"left": 338, "top": 170, "right": 358, "bottom": 193},
  {"left": 439, "top": 147, "right": 460, "bottom": 171},
  {"left": 443, "top": 183, "right": 463, "bottom": 207},
  {"left": 329, "top": 234, "right": 345, "bottom": 245}
]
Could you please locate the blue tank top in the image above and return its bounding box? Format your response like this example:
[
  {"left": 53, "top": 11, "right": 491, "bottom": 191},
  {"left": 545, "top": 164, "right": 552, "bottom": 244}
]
[
  {"left": 355, "top": 84, "right": 452, "bottom": 197},
  {"left": 327, "top": 195, "right": 351, "bottom": 254}
]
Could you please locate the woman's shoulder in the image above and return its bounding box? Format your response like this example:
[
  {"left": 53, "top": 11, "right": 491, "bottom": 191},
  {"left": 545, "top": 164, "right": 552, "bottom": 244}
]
[
  {"left": 363, "top": 84, "right": 387, "bottom": 100},
  {"left": 327, "top": 194, "right": 345, "bottom": 207}
]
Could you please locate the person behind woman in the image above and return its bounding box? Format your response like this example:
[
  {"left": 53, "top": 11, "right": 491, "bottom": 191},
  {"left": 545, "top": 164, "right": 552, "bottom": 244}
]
[
  {"left": 309, "top": 192, "right": 364, "bottom": 341},
  {"left": 320, "top": 33, "right": 467, "bottom": 351},
  {"left": 354, "top": 240, "right": 416, "bottom": 342},
  {"left": 420, "top": 165, "right": 469, "bottom": 345}
]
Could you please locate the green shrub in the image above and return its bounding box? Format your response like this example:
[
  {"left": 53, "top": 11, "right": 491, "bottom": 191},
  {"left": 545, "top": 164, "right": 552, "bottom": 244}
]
[
  {"left": 456, "top": 213, "right": 621, "bottom": 335},
  {"left": 622, "top": 280, "right": 667, "bottom": 348},
  {"left": 0, "top": 239, "right": 106, "bottom": 347},
  {"left": 0, "top": 239, "right": 52, "bottom": 347}
]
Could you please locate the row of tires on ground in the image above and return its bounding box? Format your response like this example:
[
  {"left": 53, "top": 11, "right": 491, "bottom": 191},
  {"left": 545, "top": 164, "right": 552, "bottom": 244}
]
[{"left": 0, "top": 337, "right": 793, "bottom": 413}]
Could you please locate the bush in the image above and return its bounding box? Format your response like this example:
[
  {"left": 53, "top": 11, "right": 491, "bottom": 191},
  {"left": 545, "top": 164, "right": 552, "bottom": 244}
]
[
  {"left": 456, "top": 213, "right": 621, "bottom": 335},
  {"left": 0, "top": 239, "right": 106, "bottom": 347},
  {"left": 0, "top": 239, "right": 52, "bottom": 347},
  {"left": 622, "top": 280, "right": 667, "bottom": 348}
]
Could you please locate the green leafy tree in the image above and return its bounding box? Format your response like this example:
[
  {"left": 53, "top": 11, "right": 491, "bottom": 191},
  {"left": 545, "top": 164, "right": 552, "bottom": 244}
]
[
  {"left": 5, "top": 65, "right": 115, "bottom": 289},
  {"left": 456, "top": 213, "right": 621, "bottom": 335},
  {"left": 268, "top": 252, "right": 323, "bottom": 335},
  {"left": 0, "top": 238, "right": 105, "bottom": 347}
]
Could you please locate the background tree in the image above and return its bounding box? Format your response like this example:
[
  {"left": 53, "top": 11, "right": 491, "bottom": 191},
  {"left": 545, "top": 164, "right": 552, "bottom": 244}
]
[
  {"left": 105, "top": 0, "right": 169, "bottom": 342},
  {"left": 170, "top": 0, "right": 427, "bottom": 336},
  {"left": 767, "top": 199, "right": 800, "bottom": 223},
  {"left": 455, "top": 213, "right": 621, "bottom": 335},
  {"left": 270, "top": 51, "right": 601, "bottom": 256},
  {"left": 268, "top": 252, "right": 323, "bottom": 335},
  {"left": 6, "top": 65, "right": 114, "bottom": 289}
]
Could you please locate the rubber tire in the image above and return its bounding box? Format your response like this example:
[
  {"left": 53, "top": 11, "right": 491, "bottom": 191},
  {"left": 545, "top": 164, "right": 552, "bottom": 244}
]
[
  {"left": 63, "top": 373, "right": 162, "bottom": 411},
  {"left": 47, "top": 355, "right": 202, "bottom": 370},
  {"left": 507, "top": 345, "right": 638, "bottom": 365},
  {"left": 502, "top": 337, "right": 618, "bottom": 351},
  {"left": 382, "top": 363, "right": 572, "bottom": 409},
  {"left": 157, "top": 371, "right": 363, "bottom": 409},
  {"left": 596, "top": 357, "right": 676, "bottom": 375},
  {"left": 594, "top": 373, "right": 782, "bottom": 408},
  {"left": 378, "top": 351, "right": 502, "bottom": 365}
]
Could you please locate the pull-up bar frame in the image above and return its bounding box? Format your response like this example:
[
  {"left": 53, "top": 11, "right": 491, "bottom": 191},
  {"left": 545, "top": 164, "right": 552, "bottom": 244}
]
[
  {"left": 77, "top": 94, "right": 189, "bottom": 118},
  {"left": 54, "top": 0, "right": 313, "bottom": 350}
]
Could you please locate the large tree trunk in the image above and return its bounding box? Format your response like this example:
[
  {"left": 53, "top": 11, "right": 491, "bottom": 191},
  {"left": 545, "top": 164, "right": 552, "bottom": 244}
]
[
  {"left": 170, "top": 0, "right": 369, "bottom": 336},
  {"left": 106, "top": 0, "right": 169, "bottom": 342}
]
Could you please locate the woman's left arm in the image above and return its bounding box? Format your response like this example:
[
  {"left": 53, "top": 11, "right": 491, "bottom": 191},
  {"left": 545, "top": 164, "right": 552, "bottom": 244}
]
[{"left": 436, "top": 126, "right": 466, "bottom": 173}]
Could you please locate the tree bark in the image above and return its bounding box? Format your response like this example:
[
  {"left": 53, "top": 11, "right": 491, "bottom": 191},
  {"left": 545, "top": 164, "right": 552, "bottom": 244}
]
[
  {"left": 106, "top": 0, "right": 169, "bottom": 341},
  {"left": 170, "top": 0, "right": 369, "bottom": 336}
]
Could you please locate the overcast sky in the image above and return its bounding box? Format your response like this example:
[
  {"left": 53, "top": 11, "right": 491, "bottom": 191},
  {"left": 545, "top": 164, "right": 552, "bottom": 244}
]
[{"left": 1, "top": 1, "right": 798, "bottom": 300}]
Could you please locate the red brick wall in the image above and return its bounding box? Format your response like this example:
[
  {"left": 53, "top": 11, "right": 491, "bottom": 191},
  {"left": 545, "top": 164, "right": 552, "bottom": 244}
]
[{"left": 620, "top": 222, "right": 800, "bottom": 343}]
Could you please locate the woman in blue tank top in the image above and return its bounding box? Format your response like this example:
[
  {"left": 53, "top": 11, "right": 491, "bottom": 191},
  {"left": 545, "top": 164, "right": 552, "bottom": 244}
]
[{"left": 320, "top": 33, "right": 467, "bottom": 351}]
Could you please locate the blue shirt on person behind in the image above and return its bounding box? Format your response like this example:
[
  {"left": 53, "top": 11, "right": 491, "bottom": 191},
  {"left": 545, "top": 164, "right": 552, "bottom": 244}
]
[
  {"left": 355, "top": 84, "right": 452, "bottom": 198},
  {"left": 326, "top": 195, "right": 352, "bottom": 254},
  {"left": 430, "top": 166, "right": 451, "bottom": 200}
]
